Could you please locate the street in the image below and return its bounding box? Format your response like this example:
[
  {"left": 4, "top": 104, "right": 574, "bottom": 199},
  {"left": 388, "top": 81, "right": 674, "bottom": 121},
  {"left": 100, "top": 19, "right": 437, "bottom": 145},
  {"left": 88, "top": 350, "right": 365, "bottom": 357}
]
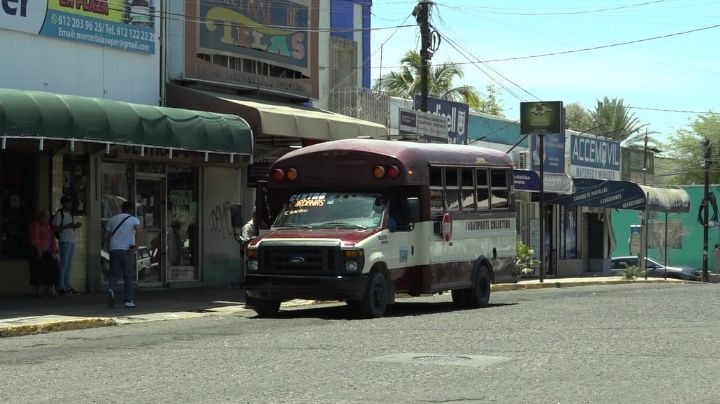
[{"left": 1, "top": 283, "right": 719, "bottom": 403}]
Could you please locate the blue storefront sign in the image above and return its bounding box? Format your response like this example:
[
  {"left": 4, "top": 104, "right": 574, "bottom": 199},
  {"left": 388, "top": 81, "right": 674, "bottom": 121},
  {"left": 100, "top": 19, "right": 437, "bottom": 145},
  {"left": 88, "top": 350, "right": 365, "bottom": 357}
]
[
  {"left": 513, "top": 170, "right": 540, "bottom": 191},
  {"left": 513, "top": 170, "right": 574, "bottom": 194},
  {"left": 570, "top": 134, "right": 621, "bottom": 180},
  {"left": 529, "top": 132, "right": 565, "bottom": 174},
  {"left": 413, "top": 96, "right": 469, "bottom": 144}
]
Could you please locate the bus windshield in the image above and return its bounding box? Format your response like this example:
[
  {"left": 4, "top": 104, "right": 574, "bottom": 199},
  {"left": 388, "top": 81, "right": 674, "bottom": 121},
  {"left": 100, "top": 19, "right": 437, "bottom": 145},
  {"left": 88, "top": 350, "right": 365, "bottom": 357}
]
[{"left": 274, "top": 192, "right": 384, "bottom": 230}]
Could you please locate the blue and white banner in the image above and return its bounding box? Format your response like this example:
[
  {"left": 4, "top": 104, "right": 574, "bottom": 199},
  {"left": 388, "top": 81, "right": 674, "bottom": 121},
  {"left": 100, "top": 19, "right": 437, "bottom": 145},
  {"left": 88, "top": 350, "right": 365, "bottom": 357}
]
[
  {"left": 413, "top": 96, "right": 469, "bottom": 144},
  {"left": 529, "top": 132, "right": 566, "bottom": 174},
  {"left": 570, "top": 134, "right": 621, "bottom": 180},
  {"left": 513, "top": 170, "right": 574, "bottom": 194}
]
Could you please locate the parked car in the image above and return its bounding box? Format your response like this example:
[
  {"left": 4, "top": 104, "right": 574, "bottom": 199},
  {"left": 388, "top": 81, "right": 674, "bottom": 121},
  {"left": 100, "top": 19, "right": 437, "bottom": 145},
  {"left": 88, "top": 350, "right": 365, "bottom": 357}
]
[{"left": 611, "top": 256, "right": 701, "bottom": 280}]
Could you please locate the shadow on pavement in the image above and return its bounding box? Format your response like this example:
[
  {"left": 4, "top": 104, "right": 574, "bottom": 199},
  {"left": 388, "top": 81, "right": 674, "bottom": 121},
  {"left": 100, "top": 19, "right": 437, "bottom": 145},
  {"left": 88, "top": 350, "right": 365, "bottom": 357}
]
[{"left": 249, "top": 301, "right": 518, "bottom": 320}]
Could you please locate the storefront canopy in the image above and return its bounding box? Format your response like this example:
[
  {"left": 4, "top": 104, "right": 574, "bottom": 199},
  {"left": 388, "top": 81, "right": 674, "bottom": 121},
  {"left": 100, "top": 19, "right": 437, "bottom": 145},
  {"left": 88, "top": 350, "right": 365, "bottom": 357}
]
[
  {"left": 0, "top": 88, "right": 253, "bottom": 155},
  {"left": 550, "top": 178, "right": 690, "bottom": 213},
  {"left": 166, "top": 84, "right": 387, "bottom": 146}
]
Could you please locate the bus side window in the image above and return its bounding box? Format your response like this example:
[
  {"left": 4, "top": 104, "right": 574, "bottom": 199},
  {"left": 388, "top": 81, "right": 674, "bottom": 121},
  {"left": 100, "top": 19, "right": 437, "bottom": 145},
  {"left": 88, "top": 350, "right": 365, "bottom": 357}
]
[
  {"left": 490, "top": 169, "right": 509, "bottom": 209},
  {"left": 461, "top": 168, "right": 475, "bottom": 211},
  {"left": 430, "top": 167, "right": 444, "bottom": 215},
  {"left": 445, "top": 167, "right": 460, "bottom": 211},
  {"left": 476, "top": 168, "right": 489, "bottom": 211}
]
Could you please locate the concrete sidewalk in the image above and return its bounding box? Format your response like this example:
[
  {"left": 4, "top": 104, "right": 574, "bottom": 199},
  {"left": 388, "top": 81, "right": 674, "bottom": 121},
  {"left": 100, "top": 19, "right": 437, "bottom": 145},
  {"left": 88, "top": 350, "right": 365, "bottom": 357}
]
[{"left": 0, "top": 276, "right": 690, "bottom": 337}]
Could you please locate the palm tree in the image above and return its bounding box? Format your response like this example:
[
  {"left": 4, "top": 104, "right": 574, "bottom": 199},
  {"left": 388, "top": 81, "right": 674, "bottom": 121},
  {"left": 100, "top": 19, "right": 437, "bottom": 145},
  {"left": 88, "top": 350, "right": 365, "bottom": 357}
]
[
  {"left": 591, "top": 97, "right": 643, "bottom": 141},
  {"left": 374, "top": 50, "right": 496, "bottom": 113}
]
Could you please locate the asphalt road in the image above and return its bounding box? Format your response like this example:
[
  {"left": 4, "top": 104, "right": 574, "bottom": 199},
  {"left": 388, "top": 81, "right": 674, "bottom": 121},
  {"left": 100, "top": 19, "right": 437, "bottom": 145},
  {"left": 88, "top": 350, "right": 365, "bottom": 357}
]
[{"left": 1, "top": 283, "right": 719, "bottom": 404}]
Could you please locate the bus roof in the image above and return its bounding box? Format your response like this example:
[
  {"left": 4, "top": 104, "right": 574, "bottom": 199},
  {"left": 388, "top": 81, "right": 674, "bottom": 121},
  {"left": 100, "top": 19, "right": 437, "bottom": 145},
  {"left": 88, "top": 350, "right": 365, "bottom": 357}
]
[{"left": 275, "top": 139, "right": 512, "bottom": 167}]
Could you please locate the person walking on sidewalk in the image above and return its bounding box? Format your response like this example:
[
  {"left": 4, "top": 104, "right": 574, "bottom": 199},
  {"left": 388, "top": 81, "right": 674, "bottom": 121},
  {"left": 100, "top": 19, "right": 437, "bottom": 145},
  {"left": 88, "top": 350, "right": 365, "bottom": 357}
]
[
  {"left": 103, "top": 201, "right": 142, "bottom": 308},
  {"left": 52, "top": 195, "right": 81, "bottom": 295}
]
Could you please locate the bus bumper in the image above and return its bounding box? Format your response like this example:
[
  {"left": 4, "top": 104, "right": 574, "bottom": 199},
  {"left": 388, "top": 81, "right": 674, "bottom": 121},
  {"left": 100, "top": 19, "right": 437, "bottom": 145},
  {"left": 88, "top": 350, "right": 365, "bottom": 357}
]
[{"left": 244, "top": 274, "right": 369, "bottom": 301}]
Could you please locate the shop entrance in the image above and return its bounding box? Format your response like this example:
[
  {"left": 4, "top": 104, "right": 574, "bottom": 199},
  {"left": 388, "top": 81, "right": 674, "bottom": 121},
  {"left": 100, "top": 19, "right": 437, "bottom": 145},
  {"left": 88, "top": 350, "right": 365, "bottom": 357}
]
[{"left": 136, "top": 177, "right": 164, "bottom": 285}]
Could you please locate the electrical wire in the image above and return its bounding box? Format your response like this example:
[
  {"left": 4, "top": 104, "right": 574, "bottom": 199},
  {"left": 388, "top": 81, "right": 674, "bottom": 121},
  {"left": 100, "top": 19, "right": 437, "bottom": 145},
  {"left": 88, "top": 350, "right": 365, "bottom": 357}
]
[
  {"left": 83, "top": 0, "right": 418, "bottom": 34},
  {"left": 436, "top": 0, "right": 668, "bottom": 16},
  {"left": 628, "top": 106, "right": 720, "bottom": 115},
  {"left": 431, "top": 7, "right": 535, "bottom": 102},
  {"left": 478, "top": 23, "right": 720, "bottom": 63}
]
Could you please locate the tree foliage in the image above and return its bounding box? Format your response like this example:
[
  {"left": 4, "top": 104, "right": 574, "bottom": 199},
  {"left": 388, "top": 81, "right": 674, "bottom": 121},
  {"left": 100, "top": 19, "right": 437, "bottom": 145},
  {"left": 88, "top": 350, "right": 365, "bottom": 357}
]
[
  {"left": 590, "top": 97, "right": 643, "bottom": 141},
  {"left": 565, "top": 102, "right": 594, "bottom": 133},
  {"left": 664, "top": 113, "right": 720, "bottom": 185},
  {"left": 373, "top": 50, "right": 504, "bottom": 116}
]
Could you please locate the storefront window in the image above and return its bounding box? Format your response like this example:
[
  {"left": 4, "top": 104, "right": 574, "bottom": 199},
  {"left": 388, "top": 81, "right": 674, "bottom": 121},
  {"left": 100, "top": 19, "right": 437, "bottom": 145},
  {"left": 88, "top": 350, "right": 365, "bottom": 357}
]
[{"left": 167, "top": 166, "right": 199, "bottom": 281}]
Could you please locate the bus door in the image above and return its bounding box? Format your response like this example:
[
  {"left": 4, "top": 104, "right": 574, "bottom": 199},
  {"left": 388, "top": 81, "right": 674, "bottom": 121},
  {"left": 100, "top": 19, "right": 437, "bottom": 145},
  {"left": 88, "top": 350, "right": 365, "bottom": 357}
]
[{"left": 384, "top": 196, "right": 418, "bottom": 272}]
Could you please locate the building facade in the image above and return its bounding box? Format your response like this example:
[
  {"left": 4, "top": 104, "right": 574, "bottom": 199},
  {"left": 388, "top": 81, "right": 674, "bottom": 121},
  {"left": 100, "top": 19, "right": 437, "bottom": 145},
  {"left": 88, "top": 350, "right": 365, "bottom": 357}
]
[{"left": 0, "top": 1, "right": 254, "bottom": 295}]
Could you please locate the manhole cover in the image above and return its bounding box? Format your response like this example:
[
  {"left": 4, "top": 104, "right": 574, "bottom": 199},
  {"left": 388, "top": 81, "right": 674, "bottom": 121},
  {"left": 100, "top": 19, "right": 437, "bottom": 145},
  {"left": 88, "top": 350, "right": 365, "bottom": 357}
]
[{"left": 412, "top": 355, "right": 471, "bottom": 362}]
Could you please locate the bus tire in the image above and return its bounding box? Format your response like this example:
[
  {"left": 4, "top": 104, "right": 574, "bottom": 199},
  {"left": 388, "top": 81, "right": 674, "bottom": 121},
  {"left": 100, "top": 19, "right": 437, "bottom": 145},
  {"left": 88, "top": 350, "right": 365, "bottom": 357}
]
[
  {"left": 451, "top": 289, "right": 467, "bottom": 309},
  {"left": 465, "top": 265, "right": 491, "bottom": 308},
  {"left": 358, "top": 272, "right": 388, "bottom": 318},
  {"left": 252, "top": 298, "right": 281, "bottom": 317}
]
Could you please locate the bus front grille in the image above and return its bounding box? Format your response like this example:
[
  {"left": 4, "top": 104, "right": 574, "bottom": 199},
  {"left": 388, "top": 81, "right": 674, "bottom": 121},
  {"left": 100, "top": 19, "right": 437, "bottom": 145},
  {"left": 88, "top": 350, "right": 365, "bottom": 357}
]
[{"left": 259, "top": 246, "right": 340, "bottom": 275}]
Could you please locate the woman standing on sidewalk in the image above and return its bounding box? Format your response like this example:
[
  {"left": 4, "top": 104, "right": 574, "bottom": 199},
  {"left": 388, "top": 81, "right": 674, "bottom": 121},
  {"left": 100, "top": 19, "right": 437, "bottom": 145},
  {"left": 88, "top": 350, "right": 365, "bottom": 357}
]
[{"left": 28, "top": 209, "right": 60, "bottom": 298}]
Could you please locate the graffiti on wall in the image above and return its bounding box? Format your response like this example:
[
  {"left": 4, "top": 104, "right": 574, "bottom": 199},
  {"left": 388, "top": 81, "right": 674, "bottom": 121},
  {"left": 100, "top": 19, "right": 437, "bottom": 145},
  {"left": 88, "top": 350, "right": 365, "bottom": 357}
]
[{"left": 208, "top": 201, "right": 235, "bottom": 239}]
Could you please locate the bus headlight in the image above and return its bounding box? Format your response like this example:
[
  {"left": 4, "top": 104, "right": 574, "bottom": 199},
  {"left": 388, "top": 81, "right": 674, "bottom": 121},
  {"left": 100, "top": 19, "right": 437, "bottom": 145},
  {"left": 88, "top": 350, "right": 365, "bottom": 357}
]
[
  {"left": 342, "top": 249, "right": 364, "bottom": 273},
  {"left": 246, "top": 249, "right": 259, "bottom": 272}
]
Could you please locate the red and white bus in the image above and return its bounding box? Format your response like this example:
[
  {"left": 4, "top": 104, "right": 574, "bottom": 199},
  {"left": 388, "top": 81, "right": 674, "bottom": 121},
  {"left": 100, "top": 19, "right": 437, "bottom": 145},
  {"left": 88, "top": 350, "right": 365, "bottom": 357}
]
[{"left": 244, "top": 139, "right": 517, "bottom": 317}]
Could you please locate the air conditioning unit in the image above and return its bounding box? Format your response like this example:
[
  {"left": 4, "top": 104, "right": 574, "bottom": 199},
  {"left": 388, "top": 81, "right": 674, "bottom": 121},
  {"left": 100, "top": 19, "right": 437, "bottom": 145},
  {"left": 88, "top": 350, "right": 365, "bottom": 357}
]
[{"left": 518, "top": 151, "right": 529, "bottom": 170}]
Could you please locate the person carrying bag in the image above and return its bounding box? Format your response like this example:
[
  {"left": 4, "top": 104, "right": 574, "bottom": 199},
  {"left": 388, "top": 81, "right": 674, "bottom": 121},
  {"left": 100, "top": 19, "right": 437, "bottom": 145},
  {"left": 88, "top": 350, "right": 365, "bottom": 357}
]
[{"left": 103, "top": 202, "right": 142, "bottom": 308}]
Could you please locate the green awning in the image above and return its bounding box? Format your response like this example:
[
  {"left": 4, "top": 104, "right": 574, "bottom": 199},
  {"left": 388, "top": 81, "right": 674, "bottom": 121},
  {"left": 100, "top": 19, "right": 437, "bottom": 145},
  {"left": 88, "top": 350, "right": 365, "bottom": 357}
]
[{"left": 0, "top": 88, "right": 253, "bottom": 155}]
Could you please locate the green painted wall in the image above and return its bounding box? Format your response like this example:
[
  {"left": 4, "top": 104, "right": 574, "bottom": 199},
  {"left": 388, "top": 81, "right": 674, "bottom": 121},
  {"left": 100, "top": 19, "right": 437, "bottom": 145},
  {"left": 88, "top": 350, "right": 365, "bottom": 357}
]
[{"left": 612, "top": 185, "right": 720, "bottom": 270}]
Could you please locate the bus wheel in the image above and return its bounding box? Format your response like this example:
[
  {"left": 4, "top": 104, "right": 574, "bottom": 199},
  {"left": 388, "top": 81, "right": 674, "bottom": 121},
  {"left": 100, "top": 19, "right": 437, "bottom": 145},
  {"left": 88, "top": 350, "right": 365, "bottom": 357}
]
[
  {"left": 252, "top": 298, "right": 281, "bottom": 317},
  {"left": 465, "top": 265, "right": 491, "bottom": 308},
  {"left": 359, "top": 272, "right": 388, "bottom": 318}
]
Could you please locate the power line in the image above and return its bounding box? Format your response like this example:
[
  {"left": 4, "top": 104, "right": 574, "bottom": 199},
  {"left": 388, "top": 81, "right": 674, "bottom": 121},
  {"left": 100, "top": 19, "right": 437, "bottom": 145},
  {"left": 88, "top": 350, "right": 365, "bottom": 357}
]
[
  {"left": 371, "top": 22, "right": 720, "bottom": 69},
  {"left": 437, "top": 31, "right": 536, "bottom": 103},
  {"left": 92, "top": 0, "right": 417, "bottom": 34},
  {"left": 628, "top": 106, "right": 720, "bottom": 115},
  {"left": 478, "top": 23, "right": 720, "bottom": 63},
  {"left": 437, "top": 0, "right": 668, "bottom": 16},
  {"left": 431, "top": 7, "right": 536, "bottom": 102}
]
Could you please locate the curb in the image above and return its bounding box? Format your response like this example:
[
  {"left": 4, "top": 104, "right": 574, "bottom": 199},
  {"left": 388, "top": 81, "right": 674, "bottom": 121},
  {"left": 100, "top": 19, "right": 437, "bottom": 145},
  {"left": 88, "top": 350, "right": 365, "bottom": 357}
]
[
  {"left": 0, "top": 318, "right": 116, "bottom": 338},
  {"left": 492, "top": 278, "right": 686, "bottom": 292}
]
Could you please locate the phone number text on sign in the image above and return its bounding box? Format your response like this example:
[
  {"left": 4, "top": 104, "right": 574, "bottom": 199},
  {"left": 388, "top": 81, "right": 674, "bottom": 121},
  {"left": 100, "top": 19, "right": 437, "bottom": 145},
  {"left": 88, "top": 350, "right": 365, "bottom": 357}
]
[{"left": 44, "top": 10, "right": 156, "bottom": 54}]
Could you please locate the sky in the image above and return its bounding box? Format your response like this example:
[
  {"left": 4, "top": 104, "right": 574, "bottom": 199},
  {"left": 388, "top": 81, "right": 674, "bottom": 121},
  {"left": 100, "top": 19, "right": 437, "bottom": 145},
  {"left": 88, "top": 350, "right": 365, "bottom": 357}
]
[{"left": 368, "top": 0, "right": 720, "bottom": 144}]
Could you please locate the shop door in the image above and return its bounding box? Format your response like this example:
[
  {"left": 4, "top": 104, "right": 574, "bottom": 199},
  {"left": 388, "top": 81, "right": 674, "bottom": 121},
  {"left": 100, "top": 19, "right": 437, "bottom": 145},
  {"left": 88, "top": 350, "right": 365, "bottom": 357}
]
[{"left": 136, "top": 177, "right": 164, "bottom": 285}]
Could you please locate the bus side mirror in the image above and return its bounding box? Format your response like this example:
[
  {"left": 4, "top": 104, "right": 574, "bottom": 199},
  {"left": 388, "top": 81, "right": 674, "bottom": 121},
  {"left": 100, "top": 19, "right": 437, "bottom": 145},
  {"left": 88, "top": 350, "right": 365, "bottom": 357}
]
[
  {"left": 230, "top": 203, "right": 244, "bottom": 229},
  {"left": 407, "top": 197, "right": 420, "bottom": 223}
]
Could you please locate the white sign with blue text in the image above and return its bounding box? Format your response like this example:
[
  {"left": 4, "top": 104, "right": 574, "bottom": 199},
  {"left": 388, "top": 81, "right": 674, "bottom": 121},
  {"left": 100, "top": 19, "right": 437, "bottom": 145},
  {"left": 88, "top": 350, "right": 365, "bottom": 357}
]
[{"left": 569, "top": 134, "right": 621, "bottom": 180}]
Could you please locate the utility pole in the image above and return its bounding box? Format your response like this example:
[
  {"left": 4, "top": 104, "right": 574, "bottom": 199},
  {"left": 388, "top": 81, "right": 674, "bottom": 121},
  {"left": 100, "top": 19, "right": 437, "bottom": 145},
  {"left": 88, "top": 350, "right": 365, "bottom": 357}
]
[
  {"left": 538, "top": 131, "right": 546, "bottom": 283},
  {"left": 642, "top": 129, "right": 648, "bottom": 280},
  {"left": 414, "top": 0, "right": 431, "bottom": 112},
  {"left": 703, "top": 138, "right": 712, "bottom": 282}
]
